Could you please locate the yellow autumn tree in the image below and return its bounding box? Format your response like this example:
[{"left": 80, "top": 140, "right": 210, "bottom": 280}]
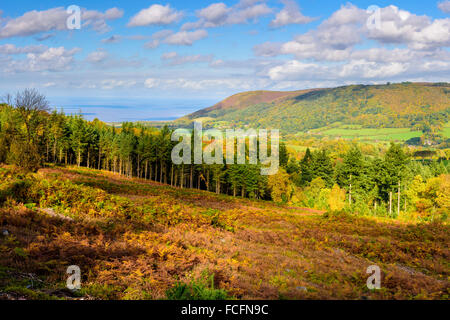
[
  {"left": 267, "top": 168, "right": 292, "bottom": 203},
  {"left": 328, "top": 184, "right": 346, "bottom": 211}
]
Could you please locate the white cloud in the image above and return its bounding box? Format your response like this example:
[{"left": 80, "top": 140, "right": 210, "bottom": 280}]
[
  {"left": 198, "top": 3, "right": 231, "bottom": 27},
  {"left": 0, "top": 7, "right": 123, "bottom": 39},
  {"left": 164, "top": 29, "right": 208, "bottom": 46},
  {"left": 144, "top": 78, "right": 160, "bottom": 88},
  {"left": 268, "top": 60, "right": 326, "bottom": 81},
  {"left": 270, "top": 0, "right": 314, "bottom": 27},
  {"left": 128, "top": 4, "right": 183, "bottom": 27},
  {"left": 101, "top": 79, "right": 137, "bottom": 90},
  {"left": 259, "top": 4, "right": 450, "bottom": 84},
  {"left": 363, "top": 6, "right": 450, "bottom": 49},
  {"left": 144, "top": 77, "right": 267, "bottom": 91},
  {"left": 226, "top": 2, "right": 272, "bottom": 24},
  {"left": 84, "top": 49, "right": 145, "bottom": 69},
  {"left": 0, "top": 44, "right": 47, "bottom": 54},
  {"left": 337, "top": 60, "right": 408, "bottom": 79},
  {"left": 144, "top": 39, "right": 161, "bottom": 49},
  {"left": 438, "top": 1, "right": 450, "bottom": 13},
  {"left": 86, "top": 49, "right": 109, "bottom": 63},
  {"left": 253, "top": 42, "right": 282, "bottom": 57},
  {"left": 257, "top": 4, "right": 450, "bottom": 63},
  {"left": 82, "top": 7, "right": 124, "bottom": 33},
  {"left": 161, "top": 52, "right": 214, "bottom": 65},
  {"left": 182, "top": 0, "right": 272, "bottom": 30},
  {"left": 2, "top": 47, "right": 81, "bottom": 73},
  {"left": 161, "top": 52, "right": 178, "bottom": 60}
]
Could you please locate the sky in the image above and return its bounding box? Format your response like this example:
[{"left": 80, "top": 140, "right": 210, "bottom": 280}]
[{"left": 0, "top": 0, "right": 449, "bottom": 120}]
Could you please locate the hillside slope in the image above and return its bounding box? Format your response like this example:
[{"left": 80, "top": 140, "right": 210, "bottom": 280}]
[
  {"left": 179, "top": 82, "right": 450, "bottom": 134},
  {"left": 0, "top": 165, "right": 448, "bottom": 300}
]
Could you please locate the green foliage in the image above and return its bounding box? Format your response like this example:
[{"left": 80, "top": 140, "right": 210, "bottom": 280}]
[
  {"left": 166, "top": 273, "right": 229, "bottom": 300},
  {"left": 182, "top": 83, "right": 450, "bottom": 136}
]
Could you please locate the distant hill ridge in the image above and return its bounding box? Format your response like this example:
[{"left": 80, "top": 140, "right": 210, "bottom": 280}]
[{"left": 179, "top": 82, "right": 450, "bottom": 134}]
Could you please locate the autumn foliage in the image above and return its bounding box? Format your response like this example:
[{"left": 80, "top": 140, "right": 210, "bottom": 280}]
[{"left": 0, "top": 165, "right": 448, "bottom": 300}]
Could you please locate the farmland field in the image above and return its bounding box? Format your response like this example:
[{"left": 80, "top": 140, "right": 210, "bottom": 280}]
[
  {"left": 0, "top": 165, "right": 448, "bottom": 300},
  {"left": 304, "top": 123, "right": 450, "bottom": 142},
  {"left": 307, "top": 125, "right": 423, "bottom": 142}
]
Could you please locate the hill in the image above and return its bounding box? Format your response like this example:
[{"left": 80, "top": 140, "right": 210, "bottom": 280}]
[
  {"left": 179, "top": 82, "right": 450, "bottom": 135},
  {"left": 0, "top": 165, "right": 448, "bottom": 300}
]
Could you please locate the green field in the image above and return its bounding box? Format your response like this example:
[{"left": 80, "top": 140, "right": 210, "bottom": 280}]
[
  {"left": 314, "top": 127, "right": 422, "bottom": 141},
  {"left": 444, "top": 121, "right": 450, "bottom": 138},
  {"left": 305, "top": 122, "right": 450, "bottom": 142}
]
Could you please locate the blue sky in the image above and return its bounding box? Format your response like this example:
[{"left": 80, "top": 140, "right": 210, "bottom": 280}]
[{"left": 0, "top": 1, "right": 449, "bottom": 120}]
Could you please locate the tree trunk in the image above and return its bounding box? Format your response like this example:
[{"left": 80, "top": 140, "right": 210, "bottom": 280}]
[
  {"left": 77, "top": 149, "right": 81, "bottom": 167},
  {"left": 181, "top": 165, "right": 184, "bottom": 189},
  {"left": 397, "top": 181, "right": 401, "bottom": 216},
  {"left": 98, "top": 147, "right": 101, "bottom": 170},
  {"left": 389, "top": 192, "right": 392, "bottom": 215},
  {"left": 145, "top": 161, "right": 148, "bottom": 180},
  {"left": 129, "top": 156, "right": 132, "bottom": 178},
  {"left": 46, "top": 141, "right": 49, "bottom": 162},
  {"left": 171, "top": 165, "right": 174, "bottom": 186},
  {"left": 190, "top": 166, "right": 193, "bottom": 189},
  {"left": 137, "top": 155, "right": 140, "bottom": 178},
  {"left": 53, "top": 140, "right": 57, "bottom": 163},
  {"left": 174, "top": 170, "right": 178, "bottom": 188}
]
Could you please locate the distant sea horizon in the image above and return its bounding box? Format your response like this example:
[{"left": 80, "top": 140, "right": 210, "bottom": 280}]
[{"left": 49, "top": 98, "right": 217, "bottom": 123}]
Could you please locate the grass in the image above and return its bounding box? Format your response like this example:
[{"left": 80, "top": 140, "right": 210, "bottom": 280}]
[
  {"left": 0, "top": 165, "right": 448, "bottom": 300},
  {"left": 309, "top": 126, "right": 423, "bottom": 142},
  {"left": 444, "top": 122, "right": 450, "bottom": 139},
  {"left": 306, "top": 122, "right": 450, "bottom": 142}
]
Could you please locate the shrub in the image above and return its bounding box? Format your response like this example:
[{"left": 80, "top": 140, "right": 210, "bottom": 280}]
[{"left": 166, "top": 273, "right": 229, "bottom": 300}]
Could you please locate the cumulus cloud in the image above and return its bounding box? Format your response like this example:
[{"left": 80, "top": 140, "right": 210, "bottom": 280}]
[
  {"left": 365, "top": 6, "right": 450, "bottom": 50},
  {"left": 82, "top": 7, "right": 124, "bottom": 33},
  {"left": 256, "top": 4, "right": 450, "bottom": 61},
  {"left": 128, "top": 4, "right": 183, "bottom": 27},
  {"left": 438, "top": 1, "right": 450, "bottom": 13},
  {"left": 143, "top": 30, "right": 174, "bottom": 49},
  {"left": 2, "top": 47, "right": 81, "bottom": 73},
  {"left": 255, "top": 3, "right": 450, "bottom": 84},
  {"left": 0, "top": 7, "right": 123, "bottom": 39},
  {"left": 270, "top": 0, "right": 314, "bottom": 27},
  {"left": 181, "top": 0, "right": 272, "bottom": 30},
  {"left": 164, "top": 29, "right": 208, "bottom": 46}
]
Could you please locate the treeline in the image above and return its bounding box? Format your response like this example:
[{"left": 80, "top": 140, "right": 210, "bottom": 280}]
[
  {"left": 0, "top": 90, "right": 287, "bottom": 200},
  {"left": 274, "top": 144, "right": 449, "bottom": 219},
  {"left": 0, "top": 89, "right": 448, "bottom": 220}
]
